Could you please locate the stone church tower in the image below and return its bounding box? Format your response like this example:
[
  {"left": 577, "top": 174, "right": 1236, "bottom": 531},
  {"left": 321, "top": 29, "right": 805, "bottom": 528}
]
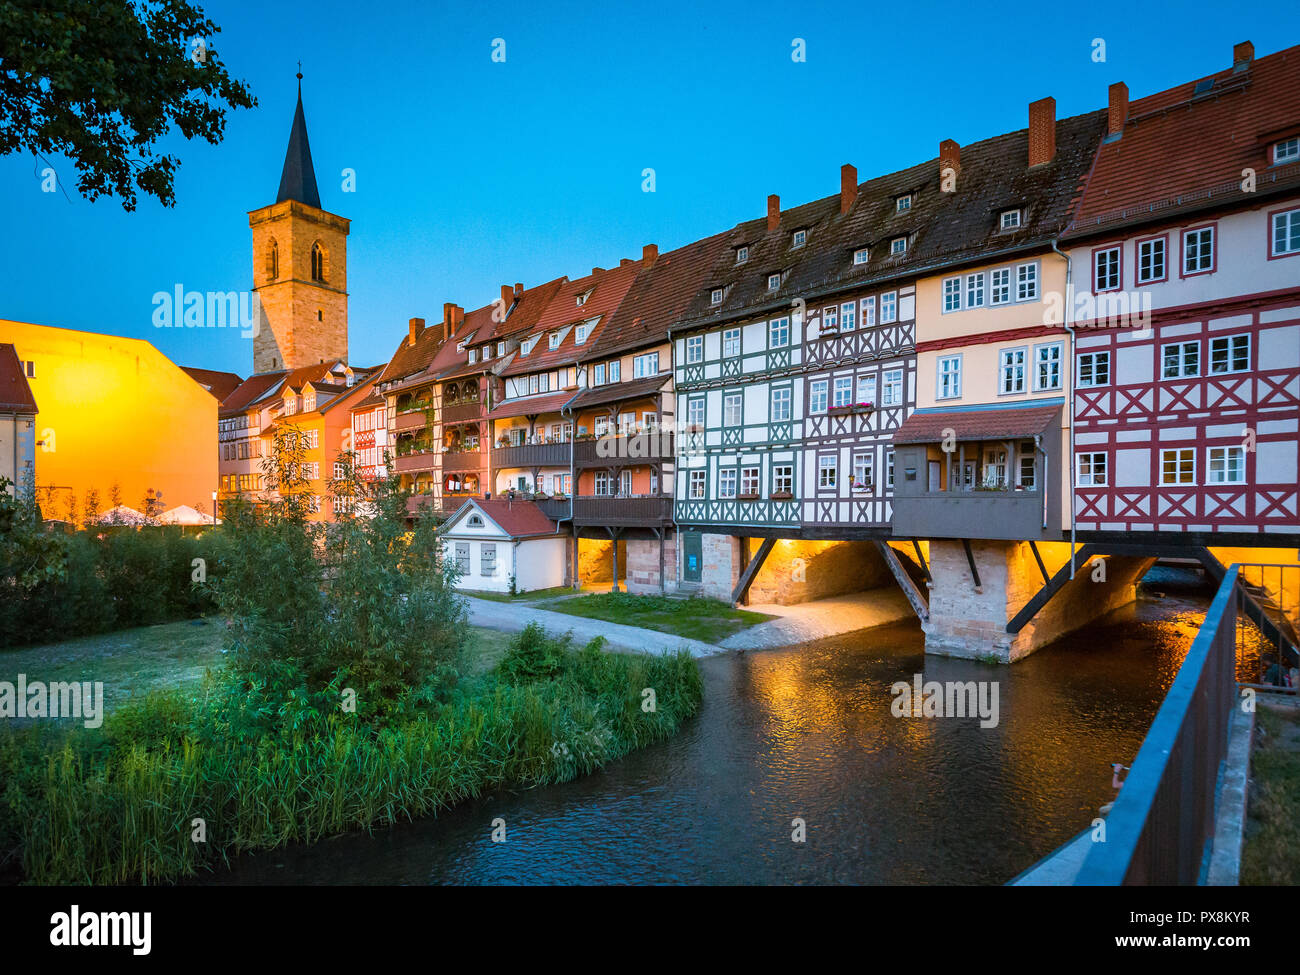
[{"left": 248, "top": 75, "right": 350, "bottom": 373}]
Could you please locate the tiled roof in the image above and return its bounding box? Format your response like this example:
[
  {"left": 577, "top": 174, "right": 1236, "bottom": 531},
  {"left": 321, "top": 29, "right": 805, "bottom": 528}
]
[
  {"left": 377, "top": 318, "right": 448, "bottom": 387},
  {"left": 676, "top": 109, "right": 1107, "bottom": 332},
  {"left": 893, "top": 400, "right": 1063, "bottom": 444},
  {"left": 219, "top": 371, "right": 286, "bottom": 417},
  {"left": 589, "top": 232, "right": 733, "bottom": 360},
  {"left": 1066, "top": 44, "right": 1300, "bottom": 236},
  {"left": 444, "top": 498, "right": 559, "bottom": 538},
  {"left": 320, "top": 373, "right": 379, "bottom": 414},
  {"left": 0, "top": 344, "right": 37, "bottom": 412},
  {"left": 432, "top": 278, "right": 568, "bottom": 382},
  {"left": 501, "top": 262, "right": 642, "bottom": 377},
  {"left": 487, "top": 389, "right": 575, "bottom": 420},
  {"left": 566, "top": 373, "right": 669, "bottom": 412},
  {"left": 181, "top": 366, "right": 244, "bottom": 401},
  {"left": 281, "top": 360, "right": 346, "bottom": 393}
]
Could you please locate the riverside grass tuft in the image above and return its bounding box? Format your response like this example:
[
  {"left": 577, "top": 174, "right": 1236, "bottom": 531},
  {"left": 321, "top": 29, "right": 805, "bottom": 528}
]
[{"left": 3, "top": 634, "right": 701, "bottom": 885}]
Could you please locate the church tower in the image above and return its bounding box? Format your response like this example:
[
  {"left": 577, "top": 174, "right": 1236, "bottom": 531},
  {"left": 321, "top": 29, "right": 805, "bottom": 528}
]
[{"left": 248, "top": 74, "right": 349, "bottom": 373}]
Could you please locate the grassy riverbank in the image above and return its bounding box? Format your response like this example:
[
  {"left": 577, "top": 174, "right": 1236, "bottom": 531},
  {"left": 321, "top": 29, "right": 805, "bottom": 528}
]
[
  {"left": 1241, "top": 701, "right": 1300, "bottom": 885},
  {"left": 535, "top": 592, "right": 773, "bottom": 643},
  {"left": 0, "top": 623, "right": 700, "bottom": 884}
]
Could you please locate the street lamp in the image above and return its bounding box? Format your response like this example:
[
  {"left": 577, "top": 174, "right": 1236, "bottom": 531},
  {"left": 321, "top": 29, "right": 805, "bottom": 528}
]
[{"left": 211, "top": 490, "right": 217, "bottom": 525}]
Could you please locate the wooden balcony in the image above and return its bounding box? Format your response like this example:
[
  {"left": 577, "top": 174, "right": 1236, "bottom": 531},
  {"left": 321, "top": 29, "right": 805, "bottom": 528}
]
[
  {"left": 492, "top": 442, "right": 571, "bottom": 469},
  {"left": 393, "top": 451, "right": 437, "bottom": 474},
  {"left": 441, "top": 400, "right": 482, "bottom": 424},
  {"left": 534, "top": 497, "right": 572, "bottom": 522},
  {"left": 572, "top": 495, "right": 672, "bottom": 527},
  {"left": 394, "top": 410, "right": 429, "bottom": 432},
  {"left": 441, "top": 450, "right": 483, "bottom": 472},
  {"left": 573, "top": 431, "right": 674, "bottom": 470}
]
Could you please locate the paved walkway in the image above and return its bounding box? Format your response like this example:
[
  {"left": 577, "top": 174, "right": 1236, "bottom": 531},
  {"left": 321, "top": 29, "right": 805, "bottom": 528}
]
[
  {"left": 719, "top": 588, "right": 917, "bottom": 650},
  {"left": 465, "top": 586, "right": 918, "bottom": 657},
  {"left": 462, "top": 596, "right": 718, "bottom": 657}
]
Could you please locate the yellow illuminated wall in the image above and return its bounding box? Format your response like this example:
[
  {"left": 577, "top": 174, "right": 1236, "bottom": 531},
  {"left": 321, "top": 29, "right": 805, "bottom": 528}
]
[{"left": 0, "top": 320, "right": 217, "bottom": 521}]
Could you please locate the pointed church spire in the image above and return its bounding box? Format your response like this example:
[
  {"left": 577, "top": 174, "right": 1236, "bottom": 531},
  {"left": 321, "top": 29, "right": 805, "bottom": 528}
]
[{"left": 275, "top": 69, "right": 321, "bottom": 209}]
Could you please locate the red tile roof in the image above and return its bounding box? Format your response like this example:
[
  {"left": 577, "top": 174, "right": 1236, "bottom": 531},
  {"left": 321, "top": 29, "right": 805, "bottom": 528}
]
[
  {"left": 0, "top": 344, "right": 37, "bottom": 413},
  {"left": 219, "top": 371, "right": 286, "bottom": 417},
  {"left": 1067, "top": 44, "right": 1300, "bottom": 235},
  {"left": 431, "top": 278, "right": 568, "bottom": 382},
  {"left": 487, "top": 389, "right": 575, "bottom": 420},
  {"left": 566, "top": 373, "right": 669, "bottom": 411},
  {"left": 377, "top": 318, "right": 449, "bottom": 387},
  {"left": 181, "top": 366, "right": 244, "bottom": 402},
  {"left": 501, "top": 262, "right": 642, "bottom": 377},
  {"left": 446, "top": 498, "right": 559, "bottom": 538},
  {"left": 893, "top": 401, "right": 1062, "bottom": 444}
]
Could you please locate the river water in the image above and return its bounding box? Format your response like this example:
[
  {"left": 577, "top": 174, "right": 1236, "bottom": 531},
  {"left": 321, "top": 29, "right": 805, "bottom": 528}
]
[{"left": 208, "top": 570, "right": 1227, "bottom": 885}]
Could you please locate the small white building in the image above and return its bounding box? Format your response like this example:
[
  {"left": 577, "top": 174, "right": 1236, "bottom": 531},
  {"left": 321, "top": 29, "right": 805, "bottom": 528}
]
[{"left": 439, "top": 497, "right": 566, "bottom": 594}]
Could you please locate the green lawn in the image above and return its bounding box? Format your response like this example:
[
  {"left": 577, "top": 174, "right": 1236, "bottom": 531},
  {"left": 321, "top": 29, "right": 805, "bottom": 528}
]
[
  {"left": 0, "top": 618, "right": 518, "bottom": 716},
  {"left": 533, "top": 592, "right": 773, "bottom": 643},
  {"left": 1242, "top": 702, "right": 1300, "bottom": 885},
  {"left": 463, "top": 586, "right": 575, "bottom": 604}
]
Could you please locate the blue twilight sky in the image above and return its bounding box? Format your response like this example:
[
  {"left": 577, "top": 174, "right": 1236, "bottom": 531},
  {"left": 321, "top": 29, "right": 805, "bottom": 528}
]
[{"left": 3, "top": 0, "right": 1299, "bottom": 377}]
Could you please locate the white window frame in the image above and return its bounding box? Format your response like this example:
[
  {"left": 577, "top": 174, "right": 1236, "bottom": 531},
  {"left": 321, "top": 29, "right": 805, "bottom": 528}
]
[
  {"left": 1016, "top": 261, "right": 1039, "bottom": 301},
  {"left": 736, "top": 245, "right": 749, "bottom": 264},
  {"left": 710, "top": 288, "right": 723, "bottom": 305},
  {"left": 1094, "top": 246, "right": 1121, "bottom": 292},
  {"left": 1161, "top": 341, "right": 1200, "bottom": 379},
  {"left": 853, "top": 247, "right": 869, "bottom": 265},
  {"left": 896, "top": 194, "right": 912, "bottom": 213},
  {"left": 990, "top": 267, "right": 1011, "bottom": 304},
  {"left": 1207, "top": 445, "right": 1246, "bottom": 485},
  {"left": 770, "top": 386, "right": 791, "bottom": 422},
  {"left": 689, "top": 469, "right": 706, "bottom": 499},
  {"left": 792, "top": 229, "right": 807, "bottom": 248},
  {"left": 767, "top": 272, "right": 782, "bottom": 291},
  {"left": 1182, "top": 226, "right": 1215, "bottom": 275},
  {"left": 809, "top": 379, "right": 828, "bottom": 414},
  {"left": 723, "top": 392, "right": 743, "bottom": 427},
  {"left": 880, "top": 292, "right": 897, "bottom": 323},
  {"left": 841, "top": 302, "right": 856, "bottom": 331},
  {"left": 1077, "top": 351, "right": 1110, "bottom": 388},
  {"left": 937, "top": 355, "right": 962, "bottom": 399},
  {"left": 1209, "top": 334, "right": 1250, "bottom": 374},
  {"left": 719, "top": 468, "right": 737, "bottom": 499},
  {"left": 890, "top": 237, "right": 907, "bottom": 255},
  {"left": 881, "top": 368, "right": 903, "bottom": 407},
  {"left": 1274, "top": 137, "right": 1300, "bottom": 164},
  {"left": 633, "top": 352, "right": 659, "bottom": 378},
  {"left": 687, "top": 396, "right": 705, "bottom": 429},
  {"left": 1137, "top": 236, "right": 1166, "bottom": 284},
  {"left": 965, "top": 272, "right": 985, "bottom": 308},
  {"left": 1272, "top": 208, "right": 1300, "bottom": 256},
  {"left": 773, "top": 464, "right": 793, "bottom": 495},
  {"left": 1076, "top": 451, "right": 1108, "bottom": 487},
  {"left": 942, "top": 277, "right": 961, "bottom": 313},
  {"left": 769, "top": 316, "right": 791, "bottom": 348},
  {"left": 723, "top": 327, "right": 741, "bottom": 357},
  {"left": 862, "top": 296, "right": 876, "bottom": 327},
  {"left": 818, "top": 455, "right": 837, "bottom": 489},
  {"left": 1160, "top": 448, "right": 1196, "bottom": 486},
  {"left": 1033, "top": 341, "right": 1063, "bottom": 391},
  {"left": 685, "top": 335, "right": 704, "bottom": 363},
  {"left": 1000, "top": 347, "right": 1027, "bottom": 395},
  {"left": 1000, "top": 208, "right": 1021, "bottom": 230},
  {"left": 832, "top": 376, "right": 852, "bottom": 408}
]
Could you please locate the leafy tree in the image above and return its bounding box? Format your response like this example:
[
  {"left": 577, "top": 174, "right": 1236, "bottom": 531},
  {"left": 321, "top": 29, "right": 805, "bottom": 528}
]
[{"left": 0, "top": 0, "right": 255, "bottom": 209}]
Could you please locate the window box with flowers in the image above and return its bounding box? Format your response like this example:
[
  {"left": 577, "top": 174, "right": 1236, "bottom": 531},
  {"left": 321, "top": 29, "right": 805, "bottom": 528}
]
[
  {"left": 852, "top": 402, "right": 875, "bottom": 414},
  {"left": 737, "top": 491, "right": 760, "bottom": 500},
  {"left": 828, "top": 405, "right": 853, "bottom": 416},
  {"left": 771, "top": 490, "right": 794, "bottom": 500}
]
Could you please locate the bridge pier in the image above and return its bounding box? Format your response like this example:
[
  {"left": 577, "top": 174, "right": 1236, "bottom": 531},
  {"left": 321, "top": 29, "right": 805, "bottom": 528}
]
[{"left": 923, "top": 539, "right": 1153, "bottom": 663}]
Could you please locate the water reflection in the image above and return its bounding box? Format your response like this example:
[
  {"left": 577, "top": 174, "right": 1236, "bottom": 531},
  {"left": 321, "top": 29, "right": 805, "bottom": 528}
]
[{"left": 207, "top": 571, "right": 1224, "bottom": 885}]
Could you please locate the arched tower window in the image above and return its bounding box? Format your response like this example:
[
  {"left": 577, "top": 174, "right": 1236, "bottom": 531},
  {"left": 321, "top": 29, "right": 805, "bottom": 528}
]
[
  {"left": 266, "top": 238, "right": 279, "bottom": 281},
  {"left": 311, "top": 242, "right": 326, "bottom": 282}
]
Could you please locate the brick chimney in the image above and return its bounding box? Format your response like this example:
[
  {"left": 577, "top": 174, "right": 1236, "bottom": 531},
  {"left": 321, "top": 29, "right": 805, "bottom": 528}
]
[
  {"left": 767, "top": 194, "right": 780, "bottom": 232},
  {"left": 591, "top": 267, "right": 604, "bottom": 275},
  {"left": 642, "top": 243, "right": 659, "bottom": 266},
  {"left": 840, "top": 164, "right": 857, "bottom": 214},
  {"left": 514, "top": 282, "right": 523, "bottom": 298},
  {"left": 1107, "top": 82, "right": 1129, "bottom": 137},
  {"left": 1233, "top": 41, "right": 1254, "bottom": 65},
  {"left": 939, "top": 139, "right": 961, "bottom": 182},
  {"left": 1028, "top": 96, "right": 1056, "bottom": 167},
  {"left": 442, "top": 302, "right": 456, "bottom": 341},
  {"left": 408, "top": 317, "right": 425, "bottom": 347}
]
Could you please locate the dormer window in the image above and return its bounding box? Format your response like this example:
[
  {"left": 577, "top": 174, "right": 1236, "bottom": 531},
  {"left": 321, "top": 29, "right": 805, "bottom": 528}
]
[
  {"left": 735, "top": 245, "right": 749, "bottom": 264},
  {"left": 1000, "top": 208, "right": 1022, "bottom": 230},
  {"left": 896, "top": 194, "right": 912, "bottom": 213},
  {"left": 496, "top": 342, "right": 505, "bottom": 356},
  {"left": 890, "top": 237, "right": 907, "bottom": 255},
  {"left": 1275, "top": 137, "right": 1300, "bottom": 164},
  {"left": 468, "top": 349, "right": 477, "bottom": 364},
  {"left": 767, "top": 272, "right": 782, "bottom": 291},
  {"left": 575, "top": 289, "right": 593, "bottom": 307},
  {"left": 482, "top": 345, "right": 491, "bottom": 360},
  {"left": 548, "top": 332, "right": 560, "bottom": 350},
  {"left": 792, "top": 229, "right": 807, "bottom": 249},
  {"left": 853, "top": 247, "right": 869, "bottom": 265},
  {"left": 575, "top": 322, "right": 591, "bottom": 344},
  {"left": 710, "top": 288, "right": 724, "bottom": 305}
]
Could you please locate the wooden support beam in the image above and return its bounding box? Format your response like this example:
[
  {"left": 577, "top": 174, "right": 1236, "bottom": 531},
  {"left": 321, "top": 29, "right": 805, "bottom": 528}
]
[
  {"left": 1028, "top": 540, "right": 1050, "bottom": 585},
  {"left": 875, "top": 541, "right": 929, "bottom": 622},
  {"left": 961, "top": 538, "right": 982, "bottom": 592},
  {"left": 1007, "top": 544, "right": 1098, "bottom": 633},
  {"left": 731, "top": 537, "right": 775, "bottom": 607},
  {"left": 910, "top": 539, "right": 932, "bottom": 583}
]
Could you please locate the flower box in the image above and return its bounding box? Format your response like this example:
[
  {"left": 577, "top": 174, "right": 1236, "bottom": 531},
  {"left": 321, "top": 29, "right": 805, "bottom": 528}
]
[
  {"left": 771, "top": 490, "right": 794, "bottom": 500},
  {"left": 737, "top": 492, "right": 760, "bottom": 500},
  {"left": 828, "top": 405, "right": 853, "bottom": 416}
]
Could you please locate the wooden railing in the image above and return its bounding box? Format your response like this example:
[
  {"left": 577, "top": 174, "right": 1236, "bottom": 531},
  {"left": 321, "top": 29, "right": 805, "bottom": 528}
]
[
  {"left": 492, "top": 442, "right": 570, "bottom": 469},
  {"left": 1075, "top": 565, "right": 1241, "bottom": 885},
  {"left": 573, "top": 431, "right": 675, "bottom": 470},
  {"left": 441, "top": 450, "right": 482, "bottom": 472},
  {"left": 571, "top": 495, "right": 672, "bottom": 526},
  {"left": 441, "top": 400, "right": 482, "bottom": 424}
]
